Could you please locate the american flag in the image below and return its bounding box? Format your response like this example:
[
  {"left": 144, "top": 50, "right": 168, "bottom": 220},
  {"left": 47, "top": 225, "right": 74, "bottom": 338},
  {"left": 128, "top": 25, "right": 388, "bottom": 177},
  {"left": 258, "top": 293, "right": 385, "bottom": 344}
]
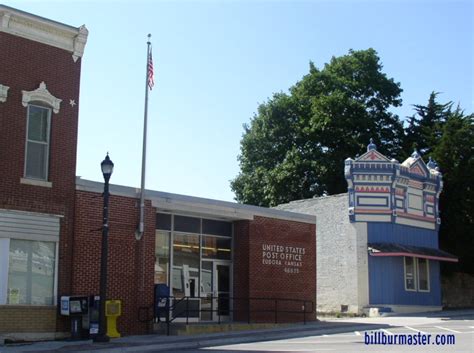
[{"left": 148, "top": 49, "right": 154, "bottom": 90}]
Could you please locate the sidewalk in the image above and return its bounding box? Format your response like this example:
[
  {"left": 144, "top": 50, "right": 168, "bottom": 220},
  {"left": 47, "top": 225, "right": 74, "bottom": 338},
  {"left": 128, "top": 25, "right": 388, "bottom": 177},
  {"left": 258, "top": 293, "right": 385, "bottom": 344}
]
[
  {"left": 0, "top": 321, "right": 386, "bottom": 353},
  {"left": 1, "top": 309, "right": 473, "bottom": 353}
]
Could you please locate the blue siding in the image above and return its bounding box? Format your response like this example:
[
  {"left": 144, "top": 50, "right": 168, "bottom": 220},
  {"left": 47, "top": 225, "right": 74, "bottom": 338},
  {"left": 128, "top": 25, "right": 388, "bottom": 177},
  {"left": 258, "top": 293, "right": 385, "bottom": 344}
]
[
  {"left": 368, "top": 223, "right": 438, "bottom": 248},
  {"left": 369, "top": 256, "right": 441, "bottom": 306}
]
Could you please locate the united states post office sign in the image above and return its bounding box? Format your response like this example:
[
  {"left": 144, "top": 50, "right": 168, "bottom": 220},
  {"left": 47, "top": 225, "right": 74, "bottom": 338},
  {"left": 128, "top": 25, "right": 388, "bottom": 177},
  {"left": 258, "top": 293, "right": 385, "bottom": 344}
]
[{"left": 261, "top": 243, "right": 306, "bottom": 274}]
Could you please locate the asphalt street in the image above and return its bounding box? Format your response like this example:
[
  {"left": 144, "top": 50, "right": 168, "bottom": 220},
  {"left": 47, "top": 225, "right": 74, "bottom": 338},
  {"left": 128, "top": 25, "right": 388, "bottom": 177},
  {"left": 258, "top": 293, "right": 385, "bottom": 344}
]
[
  {"left": 171, "top": 315, "right": 474, "bottom": 352},
  {"left": 1, "top": 311, "right": 473, "bottom": 353}
]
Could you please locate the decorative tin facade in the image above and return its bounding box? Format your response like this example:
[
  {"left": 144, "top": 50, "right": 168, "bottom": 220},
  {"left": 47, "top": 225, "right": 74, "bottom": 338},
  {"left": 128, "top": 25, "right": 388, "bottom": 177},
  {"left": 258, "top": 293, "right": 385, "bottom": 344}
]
[
  {"left": 344, "top": 139, "right": 442, "bottom": 230},
  {"left": 278, "top": 140, "right": 457, "bottom": 315}
]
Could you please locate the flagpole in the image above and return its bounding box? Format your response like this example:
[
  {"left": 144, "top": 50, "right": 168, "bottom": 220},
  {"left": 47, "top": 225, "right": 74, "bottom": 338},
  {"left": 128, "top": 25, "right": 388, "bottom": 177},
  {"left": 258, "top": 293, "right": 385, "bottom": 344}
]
[{"left": 137, "top": 33, "right": 151, "bottom": 240}]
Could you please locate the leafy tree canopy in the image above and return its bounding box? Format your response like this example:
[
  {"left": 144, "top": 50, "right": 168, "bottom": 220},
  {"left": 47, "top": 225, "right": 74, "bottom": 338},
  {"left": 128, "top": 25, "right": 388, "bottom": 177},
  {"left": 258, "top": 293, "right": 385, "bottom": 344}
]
[
  {"left": 405, "top": 96, "right": 474, "bottom": 273},
  {"left": 231, "top": 48, "right": 404, "bottom": 206}
]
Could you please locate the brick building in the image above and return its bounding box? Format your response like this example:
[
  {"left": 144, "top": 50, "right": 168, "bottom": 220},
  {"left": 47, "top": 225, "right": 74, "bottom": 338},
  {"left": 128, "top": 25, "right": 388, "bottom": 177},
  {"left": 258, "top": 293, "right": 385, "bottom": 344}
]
[
  {"left": 0, "top": 5, "right": 316, "bottom": 341},
  {"left": 0, "top": 4, "right": 87, "bottom": 340}
]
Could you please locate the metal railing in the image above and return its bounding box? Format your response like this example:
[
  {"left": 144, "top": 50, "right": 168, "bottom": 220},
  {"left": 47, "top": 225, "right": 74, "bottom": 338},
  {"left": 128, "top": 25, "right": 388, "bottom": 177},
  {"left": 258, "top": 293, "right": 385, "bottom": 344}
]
[{"left": 140, "top": 295, "right": 314, "bottom": 336}]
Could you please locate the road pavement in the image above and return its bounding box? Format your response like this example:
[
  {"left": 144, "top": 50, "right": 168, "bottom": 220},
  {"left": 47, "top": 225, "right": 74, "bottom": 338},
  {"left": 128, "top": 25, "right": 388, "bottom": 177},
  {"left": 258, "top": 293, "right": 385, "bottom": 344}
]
[
  {"left": 1, "top": 310, "right": 473, "bottom": 353},
  {"left": 198, "top": 316, "right": 474, "bottom": 352}
]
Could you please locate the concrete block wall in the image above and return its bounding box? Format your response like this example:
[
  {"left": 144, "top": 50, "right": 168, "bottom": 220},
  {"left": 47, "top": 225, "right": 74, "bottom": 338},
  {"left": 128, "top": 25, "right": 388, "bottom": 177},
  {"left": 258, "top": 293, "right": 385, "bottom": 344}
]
[{"left": 276, "top": 194, "right": 368, "bottom": 314}]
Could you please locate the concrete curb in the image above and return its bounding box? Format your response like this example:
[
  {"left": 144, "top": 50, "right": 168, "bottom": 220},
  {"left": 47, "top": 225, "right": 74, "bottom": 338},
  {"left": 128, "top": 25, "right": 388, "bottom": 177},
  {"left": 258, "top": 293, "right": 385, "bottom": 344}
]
[
  {"left": 5, "top": 310, "right": 473, "bottom": 353},
  {"left": 57, "top": 323, "right": 385, "bottom": 353}
]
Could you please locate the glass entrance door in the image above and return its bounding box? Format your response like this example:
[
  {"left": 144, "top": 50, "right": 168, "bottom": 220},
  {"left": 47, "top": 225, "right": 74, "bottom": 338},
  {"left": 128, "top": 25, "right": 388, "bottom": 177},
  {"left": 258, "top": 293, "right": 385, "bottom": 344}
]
[
  {"left": 201, "top": 260, "right": 231, "bottom": 321},
  {"left": 215, "top": 263, "right": 230, "bottom": 318}
]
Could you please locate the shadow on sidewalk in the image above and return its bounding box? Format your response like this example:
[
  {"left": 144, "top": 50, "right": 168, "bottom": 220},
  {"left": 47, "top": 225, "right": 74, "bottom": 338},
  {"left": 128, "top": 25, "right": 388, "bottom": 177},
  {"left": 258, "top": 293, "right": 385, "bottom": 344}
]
[{"left": 4, "top": 321, "right": 396, "bottom": 353}]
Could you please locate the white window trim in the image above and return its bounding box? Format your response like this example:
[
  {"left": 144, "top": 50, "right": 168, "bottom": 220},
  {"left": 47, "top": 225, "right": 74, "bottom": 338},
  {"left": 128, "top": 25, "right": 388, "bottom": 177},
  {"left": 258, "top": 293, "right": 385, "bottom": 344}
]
[
  {"left": 417, "top": 258, "right": 431, "bottom": 292},
  {"left": 24, "top": 103, "right": 52, "bottom": 182},
  {"left": 0, "top": 84, "right": 9, "bottom": 103},
  {"left": 1, "top": 239, "right": 58, "bottom": 306},
  {"left": 20, "top": 178, "right": 52, "bottom": 188},
  {"left": 53, "top": 242, "right": 59, "bottom": 305},
  {"left": 404, "top": 256, "right": 417, "bottom": 292},
  {"left": 0, "top": 238, "right": 10, "bottom": 305},
  {"left": 404, "top": 256, "right": 431, "bottom": 293},
  {"left": 0, "top": 210, "right": 61, "bottom": 306},
  {"left": 22, "top": 82, "right": 61, "bottom": 114}
]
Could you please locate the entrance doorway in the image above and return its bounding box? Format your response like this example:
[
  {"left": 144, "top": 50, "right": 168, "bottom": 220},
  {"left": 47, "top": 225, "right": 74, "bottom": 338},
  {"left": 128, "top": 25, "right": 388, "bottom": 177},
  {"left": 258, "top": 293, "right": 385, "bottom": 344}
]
[{"left": 201, "top": 260, "right": 231, "bottom": 321}]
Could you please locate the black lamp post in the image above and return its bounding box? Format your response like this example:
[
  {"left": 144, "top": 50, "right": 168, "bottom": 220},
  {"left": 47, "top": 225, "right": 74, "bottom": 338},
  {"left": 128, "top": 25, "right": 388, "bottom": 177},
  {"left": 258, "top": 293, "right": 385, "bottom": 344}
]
[{"left": 94, "top": 153, "right": 114, "bottom": 343}]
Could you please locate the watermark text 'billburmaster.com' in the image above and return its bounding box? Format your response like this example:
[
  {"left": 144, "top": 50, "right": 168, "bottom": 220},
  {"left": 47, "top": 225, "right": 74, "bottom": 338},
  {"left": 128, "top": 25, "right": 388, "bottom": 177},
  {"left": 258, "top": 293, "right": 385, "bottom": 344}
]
[{"left": 365, "top": 331, "right": 455, "bottom": 346}]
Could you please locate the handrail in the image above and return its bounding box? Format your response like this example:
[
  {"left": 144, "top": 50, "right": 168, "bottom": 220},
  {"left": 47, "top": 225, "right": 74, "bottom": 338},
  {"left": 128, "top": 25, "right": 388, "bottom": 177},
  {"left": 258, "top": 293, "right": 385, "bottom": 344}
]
[
  {"left": 137, "top": 304, "right": 155, "bottom": 334},
  {"left": 154, "top": 295, "right": 314, "bottom": 336}
]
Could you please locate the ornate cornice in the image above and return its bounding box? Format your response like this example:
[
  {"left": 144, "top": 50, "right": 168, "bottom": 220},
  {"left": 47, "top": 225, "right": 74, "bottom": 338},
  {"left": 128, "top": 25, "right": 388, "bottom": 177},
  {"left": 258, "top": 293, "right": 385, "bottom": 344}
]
[
  {"left": 0, "top": 84, "right": 9, "bottom": 102},
  {"left": 22, "top": 82, "right": 62, "bottom": 113},
  {"left": 0, "top": 5, "right": 88, "bottom": 62}
]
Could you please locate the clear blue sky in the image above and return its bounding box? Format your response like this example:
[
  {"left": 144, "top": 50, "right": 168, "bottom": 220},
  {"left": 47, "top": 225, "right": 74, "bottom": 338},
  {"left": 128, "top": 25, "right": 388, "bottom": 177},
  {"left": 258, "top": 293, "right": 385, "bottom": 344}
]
[{"left": 6, "top": 0, "right": 473, "bottom": 202}]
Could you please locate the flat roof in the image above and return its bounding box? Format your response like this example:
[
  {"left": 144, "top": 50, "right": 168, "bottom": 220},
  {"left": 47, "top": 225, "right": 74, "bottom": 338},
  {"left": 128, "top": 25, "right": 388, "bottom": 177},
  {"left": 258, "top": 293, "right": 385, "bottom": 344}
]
[{"left": 76, "top": 177, "right": 315, "bottom": 224}]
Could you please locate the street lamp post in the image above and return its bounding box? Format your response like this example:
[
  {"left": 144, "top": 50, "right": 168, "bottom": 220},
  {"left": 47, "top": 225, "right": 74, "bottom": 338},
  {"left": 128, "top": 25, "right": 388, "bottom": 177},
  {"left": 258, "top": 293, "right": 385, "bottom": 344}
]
[{"left": 94, "top": 153, "right": 114, "bottom": 343}]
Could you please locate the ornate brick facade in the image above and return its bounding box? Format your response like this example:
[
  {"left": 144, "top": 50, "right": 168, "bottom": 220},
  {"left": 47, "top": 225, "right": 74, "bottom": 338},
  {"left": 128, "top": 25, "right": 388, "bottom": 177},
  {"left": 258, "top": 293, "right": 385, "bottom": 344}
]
[{"left": 0, "top": 7, "right": 86, "bottom": 338}]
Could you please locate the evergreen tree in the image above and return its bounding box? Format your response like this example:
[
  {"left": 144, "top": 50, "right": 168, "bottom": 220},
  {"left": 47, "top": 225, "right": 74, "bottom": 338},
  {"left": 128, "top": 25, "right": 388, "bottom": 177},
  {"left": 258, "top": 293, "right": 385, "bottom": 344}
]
[
  {"left": 403, "top": 92, "right": 452, "bottom": 157},
  {"left": 404, "top": 93, "right": 473, "bottom": 273},
  {"left": 432, "top": 109, "right": 474, "bottom": 273}
]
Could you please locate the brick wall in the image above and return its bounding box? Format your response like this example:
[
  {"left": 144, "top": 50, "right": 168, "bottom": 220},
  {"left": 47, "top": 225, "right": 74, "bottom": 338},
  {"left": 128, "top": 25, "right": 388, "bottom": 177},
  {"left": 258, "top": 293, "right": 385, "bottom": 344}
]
[
  {"left": 0, "top": 32, "right": 82, "bottom": 333},
  {"left": 234, "top": 216, "right": 316, "bottom": 323},
  {"left": 73, "top": 190, "right": 156, "bottom": 336},
  {"left": 0, "top": 306, "right": 56, "bottom": 333},
  {"left": 233, "top": 220, "right": 250, "bottom": 321}
]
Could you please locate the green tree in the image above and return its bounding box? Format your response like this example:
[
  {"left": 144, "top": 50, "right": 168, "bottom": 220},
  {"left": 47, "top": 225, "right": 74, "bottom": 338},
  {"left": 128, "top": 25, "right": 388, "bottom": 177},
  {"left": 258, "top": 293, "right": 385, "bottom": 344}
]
[
  {"left": 402, "top": 91, "right": 452, "bottom": 157},
  {"left": 231, "top": 48, "right": 404, "bottom": 206},
  {"left": 404, "top": 93, "right": 474, "bottom": 273},
  {"left": 433, "top": 109, "right": 474, "bottom": 273}
]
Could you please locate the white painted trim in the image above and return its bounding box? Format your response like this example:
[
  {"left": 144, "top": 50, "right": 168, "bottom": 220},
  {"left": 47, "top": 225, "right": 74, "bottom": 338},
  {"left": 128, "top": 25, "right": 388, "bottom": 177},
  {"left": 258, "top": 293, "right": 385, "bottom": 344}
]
[
  {"left": 0, "top": 238, "right": 10, "bottom": 305},
  {"left": 0, "top": 232, "right": 59, "bottom": 243},
  {"left": 0, "top": 209, "right": 61, "bottom": 242},
  {"left": 20, "top": 178, "right": 52, "bottom": 188},
  {"left": 404, "top": 256, "right": 417, "bottom": 292},
  {"left": 0, "top": 84, "right": 9, "bottom": 102},
  {"left": 0, "top": 5, "right": 88, "bottom": 61},
  {"left": 354, "top": 214, "right": 391, "bottom": 222},
  {"left": 22, "top": 82, "right": 61, "bottom": 113},
  {"left": 396, "top": 216, "right": 435, "bottom": 230},
  {"left": 0, "top": 208, "right": 64, "bottom": 219},
  {"left": 417, "top": 258, "right": 430, "bottom": 292},
  {"left": 53, "top": 242, "right": 59, "bottom": 306},
  {"left": 23, "top": 104, "right": 52, "bottom": 181}
]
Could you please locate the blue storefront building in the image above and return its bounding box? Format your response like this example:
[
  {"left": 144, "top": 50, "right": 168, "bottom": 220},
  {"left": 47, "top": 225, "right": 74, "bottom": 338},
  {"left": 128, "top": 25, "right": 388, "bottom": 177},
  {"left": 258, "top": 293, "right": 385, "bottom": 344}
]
[{"left": 278, "top": 140, "right": 457, "bottom": 314}]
